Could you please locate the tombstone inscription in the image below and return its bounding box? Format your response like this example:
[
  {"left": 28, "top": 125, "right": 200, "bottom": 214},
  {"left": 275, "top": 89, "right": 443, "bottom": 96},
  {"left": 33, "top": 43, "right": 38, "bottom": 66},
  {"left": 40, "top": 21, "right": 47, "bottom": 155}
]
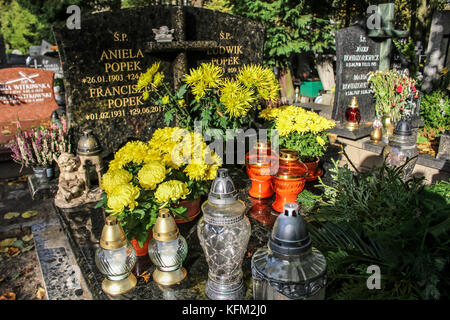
[
  {"left": 53, "top": 6, "right": 264, "bottom": 156},
  {"left": 0, "top": 67, "right": 58, "bottom": 145},
  {"left": 332, "top": 24, "right": 381, "bottom": 126}
]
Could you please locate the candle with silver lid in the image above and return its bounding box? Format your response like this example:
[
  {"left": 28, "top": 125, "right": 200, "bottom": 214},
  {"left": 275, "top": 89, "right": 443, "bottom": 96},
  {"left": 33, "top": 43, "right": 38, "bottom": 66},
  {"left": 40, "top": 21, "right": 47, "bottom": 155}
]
[{"left": 197, "top": 168, "right": 251, "bottom": 300}]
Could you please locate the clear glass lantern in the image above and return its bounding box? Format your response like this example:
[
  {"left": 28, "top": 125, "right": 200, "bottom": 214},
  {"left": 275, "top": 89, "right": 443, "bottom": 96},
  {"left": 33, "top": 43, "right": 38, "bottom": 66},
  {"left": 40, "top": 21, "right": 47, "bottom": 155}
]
[
  {"left": 148, "top": 208, "right": 188, "bottom": 286},
  {"left": 95, "top": 215, "right": 137, "bottom": 296},
  {"left": 197, "top": 168, "right": 251, "bottom": 300},
  {"left": 251, "top": 203, "right": 327, "bottom": 300},
  {"left": 383, "top": 116, "right": 419, "bottom": 179}
]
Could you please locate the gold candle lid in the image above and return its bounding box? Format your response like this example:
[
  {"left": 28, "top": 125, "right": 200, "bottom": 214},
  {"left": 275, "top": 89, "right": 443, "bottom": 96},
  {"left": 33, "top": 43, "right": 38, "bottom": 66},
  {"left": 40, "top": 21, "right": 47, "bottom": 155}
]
[
  {"left": 153, "top": 208, "right": 179, "bottom": 242},
  {"left": 279, "top": 149, "right": 299, "bottom": 161},
  {"left": 349, "top": 96, "right": 359, "bottom": 109},
  {"left": 100, "top": 215, "right": 127, "bottom": 250}
]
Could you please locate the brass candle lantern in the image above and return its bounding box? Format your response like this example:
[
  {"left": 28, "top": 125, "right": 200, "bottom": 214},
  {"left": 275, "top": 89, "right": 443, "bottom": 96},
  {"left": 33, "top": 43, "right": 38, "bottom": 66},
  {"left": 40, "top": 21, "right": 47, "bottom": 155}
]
[
  {"left": 95, "top": 215, "right": 137, "bottom": 296},
  {"left": 344, "top": 96, "right": 361, "bottom": 131},
  {"left": 370, "top": 118, "right": 383, "bottom": 144},
  {"left": 148, "top": 208, "right": 188, "bottom": 286},
  {"left": 77, "top": 129, "right": 104, "bottom": 191}
]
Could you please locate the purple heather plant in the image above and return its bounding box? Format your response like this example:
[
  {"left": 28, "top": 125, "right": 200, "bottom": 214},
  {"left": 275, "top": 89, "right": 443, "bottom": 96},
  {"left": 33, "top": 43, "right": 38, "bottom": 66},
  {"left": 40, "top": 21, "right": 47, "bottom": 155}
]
[{"left": 8, "top": 116, "right": 71, "bottom": 171}]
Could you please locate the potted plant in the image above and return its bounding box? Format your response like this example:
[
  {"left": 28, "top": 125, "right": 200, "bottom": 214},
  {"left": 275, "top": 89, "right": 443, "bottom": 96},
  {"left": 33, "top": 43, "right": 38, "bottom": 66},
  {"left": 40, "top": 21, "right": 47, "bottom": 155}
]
[
  {"left": 259, "top": 105, "right": 335, "bottom": 180},
  {"left": 367, "top": 69, "right": 419, "bottom": 142},
  {"left": 96, "top": 126, "right": 222, "bottom": 261},
  {"left": 8, "top": 117, "right": 70, "bottom": 180}
]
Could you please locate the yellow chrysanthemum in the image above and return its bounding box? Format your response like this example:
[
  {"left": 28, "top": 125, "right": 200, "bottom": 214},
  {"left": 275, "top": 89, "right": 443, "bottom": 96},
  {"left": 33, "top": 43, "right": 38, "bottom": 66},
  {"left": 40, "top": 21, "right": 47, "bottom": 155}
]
[
  {"left": 161, "top": 95, "right": 170, "bottom": 105},
  {"left": 152, "top": 72, "right": 164, "bottom": 89},
  {"left": 260, "top": 105, "right": 335, "bottom": 137},
  {"left": 137, "top": 61, "right": 161, "bottom": 91},
  {"left": 184, "top": 162, "right": 209, "bottom": 181},
  {"left": 184, "top": 63, "right": 223, "bottom": 100},
  {"left": 237, "top": 64, "right": 280, "bottom": 101},
  {"left": 101, "top": 169, "right": 133, "bottom": 195},
  {"left": 178, "top": 99, "right": 185, "bottom": 107},
  {"left": 154, "top": 180, "right": 190, "bottom": 204},
  {"left": 108, "top": 141, "right": 151, "bottom": 170},
  {"left": 137, "top": 161, "right": 167, "bottom": 190},
  {"left": 316, "top": 136, "right": 326, "bottom": 146},
  {"left": 220, "top": 79, "right": 255, "bottom": 118},
  {"left": 106, "top": 183, "right": 140, "bottom": 214}
]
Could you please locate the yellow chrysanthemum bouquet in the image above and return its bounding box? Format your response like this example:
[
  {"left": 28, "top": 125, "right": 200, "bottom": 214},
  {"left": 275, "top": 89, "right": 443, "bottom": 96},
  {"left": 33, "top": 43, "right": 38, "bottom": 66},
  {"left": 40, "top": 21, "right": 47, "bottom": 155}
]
[
  {"left": 260, "top": 105, "right": 335, "bottom": 162},
  {"left": 96, "top": 127, "right": 222, "bottom": 246},
  {"left": 137, "top": 61, "right": 280, "bottom": 136}
]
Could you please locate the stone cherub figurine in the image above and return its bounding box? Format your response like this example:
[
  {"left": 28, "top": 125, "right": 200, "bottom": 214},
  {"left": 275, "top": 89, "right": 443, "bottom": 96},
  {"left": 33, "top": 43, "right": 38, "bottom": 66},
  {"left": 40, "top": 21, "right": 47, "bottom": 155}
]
[
  {"left": 152, "top": 25, "right": 174, "bottom": 43},
  {"left": 54, "top": 152, "right": 102, "bottom": 209}
]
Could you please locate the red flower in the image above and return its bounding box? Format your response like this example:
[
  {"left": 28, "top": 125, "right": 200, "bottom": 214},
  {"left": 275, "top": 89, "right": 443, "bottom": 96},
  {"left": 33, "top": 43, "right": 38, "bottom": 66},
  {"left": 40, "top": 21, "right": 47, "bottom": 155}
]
[
  {"left": 396, "top": 86, "right": 403, "bottom": 93},
  {"left": 412, "top": 85, "right": 416, "bottom": 92}
]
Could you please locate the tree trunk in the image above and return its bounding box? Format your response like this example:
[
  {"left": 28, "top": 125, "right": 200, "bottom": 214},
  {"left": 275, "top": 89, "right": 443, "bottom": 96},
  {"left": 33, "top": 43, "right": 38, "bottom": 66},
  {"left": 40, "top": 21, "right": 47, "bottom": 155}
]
[
  {"left": 315, "top": 54, "right": 335, "bottom": 91},
  {"left": 278, "top": 67, "right": 295, "bottom": 104}
]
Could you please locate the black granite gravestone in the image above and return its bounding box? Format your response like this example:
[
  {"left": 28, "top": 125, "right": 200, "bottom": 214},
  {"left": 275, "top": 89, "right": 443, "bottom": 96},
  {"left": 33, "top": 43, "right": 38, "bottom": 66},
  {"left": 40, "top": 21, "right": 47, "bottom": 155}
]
[
  {"left": 332, "top": 25, "right": 381, "bottom": 125},
  {"left": 53, "top": 6, "right": 264, "bottom": 156},
  {"left": 27, "top": 55, "right": 63, "bottom": 78}
]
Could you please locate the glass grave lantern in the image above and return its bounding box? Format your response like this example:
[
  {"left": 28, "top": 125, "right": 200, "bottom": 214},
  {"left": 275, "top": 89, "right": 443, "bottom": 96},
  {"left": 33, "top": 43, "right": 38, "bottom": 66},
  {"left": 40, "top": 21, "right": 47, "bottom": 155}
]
[
  {"left": 245, "top": 140, "right": 279, "bottom": 199},
  {"left": 383, "top": 116, "right": 419, "bottom": 179},
  {"left": 271, "top": 149, "right": 308, "bottom": 213},
  {"left": 95, "top": 215, "right": 137, "bottom": 296},
  {"left": 148, "top": 208, "right": 188, "bottom": 286},
  {"left": 197, "top": 168, "right": 251, "bottom": 300},
  {"left": 251, "top": 203, "right": 327, "bottom": 300},
  {"left": 344, "top": 96, "right": 361, "bottom": 131}
]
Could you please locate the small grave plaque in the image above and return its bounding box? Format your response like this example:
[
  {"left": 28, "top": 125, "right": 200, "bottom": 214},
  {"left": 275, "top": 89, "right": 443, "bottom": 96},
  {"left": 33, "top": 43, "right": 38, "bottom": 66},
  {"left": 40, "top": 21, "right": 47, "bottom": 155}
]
[
  {"left": 332, "top": 24, "right": 381, "bottom": 125},
  {"left": 0, "top": 67, "right": 58, "bottom": 145},
  {"left": 53, "top": 5, "right": 264, "bottom": 156}
]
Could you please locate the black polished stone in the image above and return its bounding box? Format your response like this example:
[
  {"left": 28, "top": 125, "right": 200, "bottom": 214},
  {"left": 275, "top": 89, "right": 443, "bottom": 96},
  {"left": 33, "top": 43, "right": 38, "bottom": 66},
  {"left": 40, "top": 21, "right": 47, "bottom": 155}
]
[
  {"left": 332, "top": 24, "right": 381, "bottom": 124},
  {"left": 53, "top": 6, "right": 265, "bottom": 157},
  {"left": 328, "top": 123, "right": 373, "bottom": 140}
]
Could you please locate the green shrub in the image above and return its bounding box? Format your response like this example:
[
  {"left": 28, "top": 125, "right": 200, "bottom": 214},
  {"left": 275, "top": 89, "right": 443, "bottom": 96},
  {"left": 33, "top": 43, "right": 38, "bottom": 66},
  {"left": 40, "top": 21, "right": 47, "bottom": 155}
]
[{"left": 420, "top": 90, "right": 450, "bottom": 136}]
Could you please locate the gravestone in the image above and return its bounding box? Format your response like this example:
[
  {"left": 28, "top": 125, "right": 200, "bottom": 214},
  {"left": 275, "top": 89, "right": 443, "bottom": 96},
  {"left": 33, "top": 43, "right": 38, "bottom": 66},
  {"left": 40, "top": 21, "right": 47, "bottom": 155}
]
[
  {"left": 332, "top": 24, "right": 381, "bottom": 127},
  {"left": 0, "top": 36, "right": 6, "bottom": 67},
  {"left": 0, "top": 67, "right": 58, "bottom": 145},
  {"left": 53, "top": 5, "right": 264, "bottom": 156},
  {"left": 27, "top": 55, "right": 63, "bottom": 78},
  {"left": 422, "top": 11, "right": 450, "bottom": 93}
]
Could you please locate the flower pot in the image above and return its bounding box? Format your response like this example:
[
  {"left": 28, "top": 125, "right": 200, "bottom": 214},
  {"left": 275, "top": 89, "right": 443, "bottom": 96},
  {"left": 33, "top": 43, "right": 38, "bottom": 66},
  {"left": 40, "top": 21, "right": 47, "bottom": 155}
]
[
  {"left": 302, "top": 157, "right": 320, "bottom": 182},
  {"left": 33, "top": 166, "right": 54, "bottom": 181},
  {"left": 173, "top": 197, "right": 201, "bottom": 223},
  {"left": 130, "top": 231, "right": 152, "bottom": 276}
]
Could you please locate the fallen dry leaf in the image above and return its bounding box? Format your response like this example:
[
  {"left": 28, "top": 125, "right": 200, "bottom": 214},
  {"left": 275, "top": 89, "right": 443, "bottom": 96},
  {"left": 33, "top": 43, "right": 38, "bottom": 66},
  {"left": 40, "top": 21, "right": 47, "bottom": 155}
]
[
  {"left": 0, "top": 238, "right": 17, "bottom": 248},
  {"left": 4, "top": 212, "right": 20, "bottom": 220},
  {"left": 36, "top": 287, "right": 46, "bottom": 300},
  {"left": 22, "top": 210, "right": 38, "bottom": 219},
  {"left": 0, "top": 292, "right": 16, "bottom": 300},
  {"left": 22, "top": 234, "right": 33, "bottom": 242},
  {"left": 139, "top": 271, "right": 151, "bottom": 283},
  {"left": 22, "top": 267, "right": 33, "bottom": 275},
  {"left": 7, "top": 247, "right": 20, "bottom": 257}
]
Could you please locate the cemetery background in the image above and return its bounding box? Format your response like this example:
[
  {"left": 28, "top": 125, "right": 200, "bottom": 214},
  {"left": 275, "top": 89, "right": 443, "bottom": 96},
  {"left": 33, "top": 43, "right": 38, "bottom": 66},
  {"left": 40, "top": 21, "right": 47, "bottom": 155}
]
[{"left": 0, "top": 0, "right": 449, "bottom": 301}]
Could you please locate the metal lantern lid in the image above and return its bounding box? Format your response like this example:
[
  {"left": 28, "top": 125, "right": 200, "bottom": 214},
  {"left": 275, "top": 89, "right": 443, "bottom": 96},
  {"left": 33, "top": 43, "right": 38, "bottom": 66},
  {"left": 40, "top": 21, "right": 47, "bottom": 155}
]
[
  {"left": 77, "top": 129, "right": 102, "bottom": 156},
  {"left": 348, "top": 96, "right": 359, "bottom": 109},
  {"left": 153, "top": 208, "right": 179, "bottom": 242},
  {"left": 100, "top": 215, "right": 127, "bottom": 250},
  {"left": 393, "top": 117, "right": 412, "bottom": 137},
  {"left": 208, "top": 168, "right": 238, "bottom": 205},
  {"left": 269, "top": 203, "right": 312, "bottom": 256}
]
